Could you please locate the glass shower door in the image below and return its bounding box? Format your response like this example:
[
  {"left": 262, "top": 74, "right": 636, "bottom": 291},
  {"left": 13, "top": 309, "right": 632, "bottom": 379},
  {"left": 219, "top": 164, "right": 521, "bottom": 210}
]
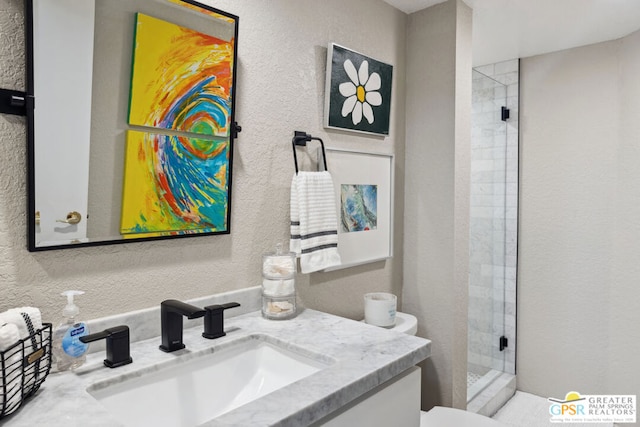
[{"left": 467, "top": 69, "right": 508, "bottom": 401}]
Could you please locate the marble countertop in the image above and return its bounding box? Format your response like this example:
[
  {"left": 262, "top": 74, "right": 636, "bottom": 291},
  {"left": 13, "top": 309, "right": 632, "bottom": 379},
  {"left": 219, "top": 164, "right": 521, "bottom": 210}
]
[{"left": 3, "top": 308, "right": 430, "bottom": 427}]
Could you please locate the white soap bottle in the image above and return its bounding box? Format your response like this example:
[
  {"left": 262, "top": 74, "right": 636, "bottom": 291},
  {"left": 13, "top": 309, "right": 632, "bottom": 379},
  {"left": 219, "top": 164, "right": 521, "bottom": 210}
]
[{"left": 52, "top": 290, "right": 89, "bottom": 371}]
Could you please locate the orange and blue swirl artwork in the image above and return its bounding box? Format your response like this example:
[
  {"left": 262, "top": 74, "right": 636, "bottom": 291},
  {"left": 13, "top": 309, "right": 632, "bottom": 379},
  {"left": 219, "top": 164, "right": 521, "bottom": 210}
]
[
  {"left": 120, "top": 130, "right": 229, "bottom": 235},
  {"left": 122, "top": 13, "right": 233, "bottom": 235},
  {"left": 128, "top": 13, "right": 233, "bottom": 136}
]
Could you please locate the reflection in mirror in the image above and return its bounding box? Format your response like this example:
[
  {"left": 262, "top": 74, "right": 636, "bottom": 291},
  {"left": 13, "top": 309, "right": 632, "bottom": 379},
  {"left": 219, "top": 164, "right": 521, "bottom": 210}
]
[{"left": 27, "top": 0, "right": 238, "bottom": 250}]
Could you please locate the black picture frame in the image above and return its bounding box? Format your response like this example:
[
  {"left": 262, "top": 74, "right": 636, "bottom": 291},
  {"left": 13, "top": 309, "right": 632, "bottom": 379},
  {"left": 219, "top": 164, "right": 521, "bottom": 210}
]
[
  {"left": 24, "top": 0, "right": 239, "bottom": 251},
  {"left": 324, "top": 43, "right": 393, "bottom": 136}
]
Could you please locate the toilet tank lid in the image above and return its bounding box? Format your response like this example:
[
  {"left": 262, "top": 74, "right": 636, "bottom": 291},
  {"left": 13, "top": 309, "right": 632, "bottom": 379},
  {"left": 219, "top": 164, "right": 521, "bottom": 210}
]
[
  {"left": 393, "top": 312, "right": 418, "bottom": 335},
  {"left": 360, "top": 311, "right": 418, "bottom": 335}
]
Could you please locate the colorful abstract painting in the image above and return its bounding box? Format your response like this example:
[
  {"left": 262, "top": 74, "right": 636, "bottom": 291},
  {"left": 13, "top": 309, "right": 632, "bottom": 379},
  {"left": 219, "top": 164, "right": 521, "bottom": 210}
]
[
  {"left": 340, "top": 184, "right": 377, "bottom": 233},
  {"left": 128, "top": 13, "right": 234, "bottom": 136},
  {"left": 120, "top": 130, "right": 230, "bottom": 235}
]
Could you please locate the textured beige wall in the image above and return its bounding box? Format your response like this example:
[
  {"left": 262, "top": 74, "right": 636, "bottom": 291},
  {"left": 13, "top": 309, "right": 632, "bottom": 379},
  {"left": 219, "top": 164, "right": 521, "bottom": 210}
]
[
  {"left": 452, "top": 0, "right": 472, "bottom": 409},
  {"left": 0, "top": 0, "right": 406, "bottom": 323},
  {"left": 404, "top": 0, "right": 471, "bottom": 410},
  {"left": 519, "top": 31, "right": 640, "bottom": 407}
]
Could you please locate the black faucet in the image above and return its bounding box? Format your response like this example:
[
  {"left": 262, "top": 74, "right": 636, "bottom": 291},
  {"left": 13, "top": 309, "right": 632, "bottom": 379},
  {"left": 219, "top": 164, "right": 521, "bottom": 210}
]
[
  {"left": 202, "top": 302, "right": 241, "bottom": 339},
  {"left": 159, "top": 299, "right": 206, "bottom": 352},
  {"left": 80, "top": 325, "right": 133, "bottom": 368}
]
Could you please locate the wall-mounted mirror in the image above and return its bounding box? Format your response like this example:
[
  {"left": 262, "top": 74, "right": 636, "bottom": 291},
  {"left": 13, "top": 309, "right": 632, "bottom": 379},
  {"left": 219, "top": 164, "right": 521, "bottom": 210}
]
[{"left": 25, "top": 0, "right": 239, "bottom": 251}]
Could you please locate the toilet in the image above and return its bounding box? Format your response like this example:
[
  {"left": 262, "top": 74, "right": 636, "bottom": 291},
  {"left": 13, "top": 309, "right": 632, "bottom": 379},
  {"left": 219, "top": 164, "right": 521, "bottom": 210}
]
[
  {"left": 419, "top": 406, "right": 503, "bottom": 426},
  {"left": 384, "top": 312, "right": 504, "bottom": 427}
]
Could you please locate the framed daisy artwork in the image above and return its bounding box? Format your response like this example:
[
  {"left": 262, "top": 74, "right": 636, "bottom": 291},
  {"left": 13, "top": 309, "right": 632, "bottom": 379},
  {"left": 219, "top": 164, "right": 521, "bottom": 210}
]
[{"left": 324, "top": 43, "right": 393, "bottom": 136}]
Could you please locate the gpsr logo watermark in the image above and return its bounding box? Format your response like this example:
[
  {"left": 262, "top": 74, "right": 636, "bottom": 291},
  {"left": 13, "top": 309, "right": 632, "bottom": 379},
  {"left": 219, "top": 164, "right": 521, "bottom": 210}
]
[{"left": 549, "top": 391, "right": 636, "bottom": 423}]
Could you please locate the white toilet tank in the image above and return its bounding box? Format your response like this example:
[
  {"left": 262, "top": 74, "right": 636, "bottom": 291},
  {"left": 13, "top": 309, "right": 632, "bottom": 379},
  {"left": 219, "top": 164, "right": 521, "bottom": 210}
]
[{"left": 383, "top": 312, "right": 505, "bottom": 427}]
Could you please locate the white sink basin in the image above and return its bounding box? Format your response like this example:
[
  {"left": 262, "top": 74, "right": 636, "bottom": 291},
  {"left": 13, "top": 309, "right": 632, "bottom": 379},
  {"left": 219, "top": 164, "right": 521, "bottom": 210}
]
[{"left": 87, "top": 335, "right": 332, "bottom": 427}]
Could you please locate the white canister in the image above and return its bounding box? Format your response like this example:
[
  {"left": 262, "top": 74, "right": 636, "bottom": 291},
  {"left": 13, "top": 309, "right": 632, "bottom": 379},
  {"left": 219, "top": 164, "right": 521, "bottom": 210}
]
[{"left": 364, "top": 293, "right": 397, "bottom": 327}]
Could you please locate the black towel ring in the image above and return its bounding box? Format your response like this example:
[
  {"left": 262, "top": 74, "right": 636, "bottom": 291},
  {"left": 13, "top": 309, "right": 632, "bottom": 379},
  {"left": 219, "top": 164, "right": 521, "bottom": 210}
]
[{"left": 292, "top": 131, "right": 328, "bottom": 174}]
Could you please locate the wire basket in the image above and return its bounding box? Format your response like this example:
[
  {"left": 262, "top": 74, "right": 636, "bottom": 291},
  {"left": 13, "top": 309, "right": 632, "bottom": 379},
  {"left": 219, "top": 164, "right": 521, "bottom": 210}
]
[{"left": 0, "top": 323, "right": 52, "bottom": 419}]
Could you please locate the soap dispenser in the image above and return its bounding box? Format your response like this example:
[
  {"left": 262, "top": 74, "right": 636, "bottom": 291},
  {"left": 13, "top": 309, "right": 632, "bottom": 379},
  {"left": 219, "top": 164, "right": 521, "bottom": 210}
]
[{"left": 52, "top": 290, "right": 89, "bottom": 371}]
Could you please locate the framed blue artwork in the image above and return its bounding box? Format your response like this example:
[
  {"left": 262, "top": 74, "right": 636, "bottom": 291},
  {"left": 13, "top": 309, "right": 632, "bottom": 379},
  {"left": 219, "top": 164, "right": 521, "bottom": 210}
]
[
  {"left": 321, "top": 148, "right": 394, "bottom": 271},
  {"left": 324, "top": 43, "right": 393, "bottom": 136}
]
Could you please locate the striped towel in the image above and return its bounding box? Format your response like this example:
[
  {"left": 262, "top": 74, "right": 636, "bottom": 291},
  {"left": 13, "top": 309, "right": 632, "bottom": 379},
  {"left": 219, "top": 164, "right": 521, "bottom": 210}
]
[{"left": 290, "top": 171, "right": 341, "bottom": 273}]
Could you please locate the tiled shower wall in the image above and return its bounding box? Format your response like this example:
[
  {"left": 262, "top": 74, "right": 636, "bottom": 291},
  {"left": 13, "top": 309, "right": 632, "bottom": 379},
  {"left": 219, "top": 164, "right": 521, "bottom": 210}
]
[{"left": 468, "top": 59, "right": 518, "bottom": 377}]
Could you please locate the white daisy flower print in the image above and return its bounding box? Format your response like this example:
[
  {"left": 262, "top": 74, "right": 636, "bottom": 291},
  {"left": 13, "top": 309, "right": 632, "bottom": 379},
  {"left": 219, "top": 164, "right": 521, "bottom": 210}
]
[{"left": 338, "top": 59, "right": 383, "bottom": 125}]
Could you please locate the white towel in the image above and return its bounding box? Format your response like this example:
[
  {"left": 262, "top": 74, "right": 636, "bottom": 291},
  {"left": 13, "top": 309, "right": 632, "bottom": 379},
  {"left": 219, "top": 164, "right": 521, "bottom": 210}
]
[
  {"left": 0, "top": 307, "right": 45, "bottom": 397},
  {"left": 0, "top": 323, "right": 22, "bottom": 416},
  {"left": 262, "top": 278, "right": 295, "bottom": 296},
  {"left": 290, "top": 171, "right": 341, "bottom": 273},
  {"left": 0, "top": 307, "right": 43, "bottom": 341}
]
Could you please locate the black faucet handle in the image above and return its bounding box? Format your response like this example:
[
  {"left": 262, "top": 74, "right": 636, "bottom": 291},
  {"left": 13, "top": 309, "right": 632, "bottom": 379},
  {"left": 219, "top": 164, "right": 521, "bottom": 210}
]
[
  {"left": 202, "top": 302, "right": 241, "bottom": 339},
  {"left": 161, "top": 299, "right": 206, "bottom": 319},
  {"left": 80, "top": 325, "right": 133, "bottom": 368}
]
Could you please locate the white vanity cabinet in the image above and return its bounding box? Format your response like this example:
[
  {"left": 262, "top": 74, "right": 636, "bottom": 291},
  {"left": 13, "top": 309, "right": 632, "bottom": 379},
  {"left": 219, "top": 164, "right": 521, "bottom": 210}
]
[{"left": 313, "top": 366, "right": 422, "bottom": 427}]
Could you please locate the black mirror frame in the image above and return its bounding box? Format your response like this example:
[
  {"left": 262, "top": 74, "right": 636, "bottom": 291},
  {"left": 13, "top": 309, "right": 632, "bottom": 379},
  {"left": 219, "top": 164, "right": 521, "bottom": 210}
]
[{"left": 24, "top": 0, "right": 240, "bottom": 251}]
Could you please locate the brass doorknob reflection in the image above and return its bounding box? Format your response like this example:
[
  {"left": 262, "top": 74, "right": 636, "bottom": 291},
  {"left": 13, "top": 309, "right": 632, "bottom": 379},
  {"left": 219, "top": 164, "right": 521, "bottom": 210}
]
[{"left": 56, "top": 211, "right": 82, "bottom": 225}]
